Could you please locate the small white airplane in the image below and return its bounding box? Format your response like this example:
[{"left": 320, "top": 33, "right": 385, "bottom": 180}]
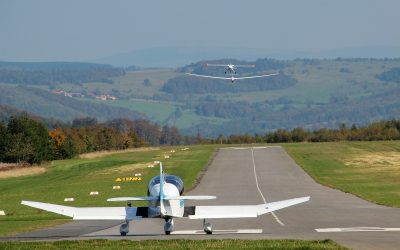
[
  {"left": 186, "top": 72, "right": 279, "bottom": 83},
  {"left": 187, "top": 63, "right": 279, "bottom": 83},
  {"left": 21, "top": 163, "right": 309, "bottom": 236},
  {"left": 205, "top": 63, "right": 256, "bottom": 75}
]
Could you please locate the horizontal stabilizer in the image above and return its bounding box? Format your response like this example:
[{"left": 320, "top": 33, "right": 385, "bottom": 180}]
[
  {"left": 188, "top": 196, "right": 310, "bottom": 219},
  {"left": 107, "top": 197, "right": 159, "bottom": 202},
  {"left": 165, "top": 195, "right": 216, "bottom": 200}
]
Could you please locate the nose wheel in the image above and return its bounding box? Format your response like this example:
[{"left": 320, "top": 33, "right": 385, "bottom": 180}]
[{"left": 203, "top": 219, "right": 213, "bottom": 234}]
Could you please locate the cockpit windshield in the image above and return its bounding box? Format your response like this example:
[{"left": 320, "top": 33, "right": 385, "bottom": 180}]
[{"left": 148, "top": 175, "right": 185, "bottom": 194}]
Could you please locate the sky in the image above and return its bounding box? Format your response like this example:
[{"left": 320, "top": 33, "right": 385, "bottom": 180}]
[{"left": 1, "top": 0, "right": 400, "bottom": 62}]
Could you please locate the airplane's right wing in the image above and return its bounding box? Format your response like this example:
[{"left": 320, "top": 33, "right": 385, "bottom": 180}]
[
  {"left": 187, "top": 196, "right": 310, "bottom": 219},
  {"left": 185, "top": 73, "right": 232, "bottom": 80}
]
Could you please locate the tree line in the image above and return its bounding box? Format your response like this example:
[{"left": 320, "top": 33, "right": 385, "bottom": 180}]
[
  {"left": 0, "top": 116, "right": 187, "bottom": 165},
  {"left": 210, "top": 120, "right": 400, "bottom": 144}
]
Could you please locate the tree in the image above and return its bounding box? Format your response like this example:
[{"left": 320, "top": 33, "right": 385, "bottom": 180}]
[{"left": 5, "top": 116, "right": 52, "bottom": 164}]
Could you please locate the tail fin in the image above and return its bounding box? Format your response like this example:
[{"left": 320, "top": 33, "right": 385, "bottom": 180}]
[{"left": 159, "top": 162, "right": 164, "bottom": 201}]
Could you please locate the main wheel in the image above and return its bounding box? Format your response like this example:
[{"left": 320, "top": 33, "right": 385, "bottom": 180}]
[
  {"left": 165, "top": 231, "right": 171, "bottom": 235},
  {"left": 120, "top": 232, "right": 127, "bottom": 236}
]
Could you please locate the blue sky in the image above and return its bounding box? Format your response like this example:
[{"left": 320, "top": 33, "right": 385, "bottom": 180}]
[{"left": 1, "top": 0, "right": 399, "bottom": 61}]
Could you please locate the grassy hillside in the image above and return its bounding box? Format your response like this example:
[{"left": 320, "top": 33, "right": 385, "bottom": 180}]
[
  {"left": 1, "top": 59, "right": 400, "bottom": 136},
  {"left": 0, "top": 145, "right": 216, "bottom": 236},
  {"left": 283, "top": 141, "right": 400, "bottom": 207}
]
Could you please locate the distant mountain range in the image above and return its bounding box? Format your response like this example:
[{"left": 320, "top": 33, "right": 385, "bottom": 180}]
[{"left": 93, "top": 46, "right": 400, "bottom": 68}]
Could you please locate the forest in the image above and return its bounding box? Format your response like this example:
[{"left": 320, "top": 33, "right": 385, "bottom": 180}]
[
  {"left": 0, "top": 116, "right": 186, "bottom": 165},
  {"left": 1, "top": 114, "right": 400, "bottom": 165}
]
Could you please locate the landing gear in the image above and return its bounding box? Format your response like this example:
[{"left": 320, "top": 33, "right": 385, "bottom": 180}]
[
  {"left": 203, "top": 219, "right": 213, "bottom": 234},
  {"left": 120, "top": 221, "right": 129, "bottom": 236},
  {"left": 164, "top": 218, "right": 174, "bottom": 235}
]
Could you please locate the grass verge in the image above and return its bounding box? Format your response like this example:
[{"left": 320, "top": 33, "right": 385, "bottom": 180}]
[
  {"left": 283, "top": 141, "right": 400, "bottom": 207},
  {"left": 0, "top": 145, "right": 216, "bottom": 236},
  {"left": 0, "top": 239, "right": 348, "bottom": 250}
]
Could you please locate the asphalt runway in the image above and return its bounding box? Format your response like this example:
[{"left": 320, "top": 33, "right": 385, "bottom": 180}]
[{"left": 4, "top": 146, "right": 400, "bottom": 249}]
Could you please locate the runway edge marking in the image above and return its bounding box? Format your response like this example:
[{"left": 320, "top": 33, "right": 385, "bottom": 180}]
[
  {"left": 250, "top": 147, "right": 285, "bottom": 226},
  {"left": 316, "top": 227, "right": 400, "bottom": 232}
]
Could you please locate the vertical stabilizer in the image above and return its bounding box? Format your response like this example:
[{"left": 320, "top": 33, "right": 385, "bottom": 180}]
[{"left": 159, "top": 162, "right": 164, "bottom": 201}]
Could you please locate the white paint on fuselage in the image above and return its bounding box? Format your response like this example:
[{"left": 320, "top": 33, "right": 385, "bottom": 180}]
[{"left": 149, "top": 183, "right": 184, "bottom": 218}]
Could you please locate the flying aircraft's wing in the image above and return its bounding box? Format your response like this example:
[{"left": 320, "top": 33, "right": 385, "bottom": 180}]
[
  {"left": 21, "top": 200, "right": 147, "bottom": 220},
  {"left": 205, "top": 64, "right": 228, "bottom": 67},
  {"left": 233, "top": 72, "right": 279, "bottom": 80},
  {"left": 185, "top": 73, "right": 232, "bottom": 80},
  {"left": 234, "top": 64, "right": 256, "bottom": 68},
  {"left": 187, "top": 196, "right": 309, "bottom": 219}
]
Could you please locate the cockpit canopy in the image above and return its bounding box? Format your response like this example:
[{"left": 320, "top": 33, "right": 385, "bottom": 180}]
[{"left": 148, "top": 175, "right": 185, "bottom": 195}]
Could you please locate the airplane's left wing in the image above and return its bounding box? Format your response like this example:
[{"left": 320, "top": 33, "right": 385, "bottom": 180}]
[
  {"left": 187, "top": 196, "right": 309, "bottom": 219},
  {"left": 233, "top": 72, "right": 279, "bottom": 80},
  {"left": 21, "top": 200, "right": 146, "bottom": 220}
]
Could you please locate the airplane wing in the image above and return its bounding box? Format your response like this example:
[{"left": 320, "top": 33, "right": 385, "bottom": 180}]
[
  {"left": 235, "top": 64, "right": 256, "bottom": 68},
  {"left": 233, "top": 72, "right": 279, "bottom": 80},
  {"left": 205, "top": 64, "right": 228, "bottom": 67},
  {"left": 185, "top": 73, "right": 233, "bottom": 80},
  {"left": 21, "top": 200, "right": 147, "bottom": 220},
  {"left": 187, "top": 196, "right": 309, "bottom": 219}
]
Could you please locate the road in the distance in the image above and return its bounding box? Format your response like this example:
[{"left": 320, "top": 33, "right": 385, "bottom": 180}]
[{"left": 5, "top": 146, "right": 400, "bottom": 250}]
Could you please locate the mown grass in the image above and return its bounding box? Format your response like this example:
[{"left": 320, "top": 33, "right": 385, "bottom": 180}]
[
  {"left": 0, "top": 239, "right": 348, "bottom": 250},
  {"left": 283, "top": 141, "right": 400, "bottom": 207},
  {"left": 0, "top": 145, "right": 216, "bottom": 236}
]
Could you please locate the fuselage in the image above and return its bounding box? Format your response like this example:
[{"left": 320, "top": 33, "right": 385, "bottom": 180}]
[{"left": 147, "top": 175, "right": 185, "bottom": 218}]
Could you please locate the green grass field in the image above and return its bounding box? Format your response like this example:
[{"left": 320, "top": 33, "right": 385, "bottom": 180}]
[
  {"left": 283, "top": 141, "right": 400, "bottom": 207},
  {"left": 0, "top": 239, "right": 348, "bottom": 250},
  {"left": 0, "top": 145, "right": 216, "bottom": 236}
]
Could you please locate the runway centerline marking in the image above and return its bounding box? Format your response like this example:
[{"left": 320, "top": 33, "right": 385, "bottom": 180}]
[
  {"left": 250, "top": 148, "right": 285, "bottom": 226},
  {"left": 316, "top": 227, "right": 400, "bottom": 233}
]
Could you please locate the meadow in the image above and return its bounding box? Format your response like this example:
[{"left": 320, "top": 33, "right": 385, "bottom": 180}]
[
  {"left": 0, "top": 145, "right": 216, "bottom": 236},
  {"left": 283, "top": 141, "right": 400, "bottom": 207}
]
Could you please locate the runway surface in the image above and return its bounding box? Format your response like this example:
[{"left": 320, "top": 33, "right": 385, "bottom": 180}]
[{"left": 4, "top": 146, "right": 400, "bottom": 249}]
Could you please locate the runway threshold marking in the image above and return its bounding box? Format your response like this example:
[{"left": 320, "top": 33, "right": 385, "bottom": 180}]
[
  {"left": 316, "top": 227, "right": 400, "bottom": 233},
  {"left": 171, "top": 229, "right": 263, "bottom": 235},
  {"left": 250, "top": 148, "right": 285, "bottom": 226}
]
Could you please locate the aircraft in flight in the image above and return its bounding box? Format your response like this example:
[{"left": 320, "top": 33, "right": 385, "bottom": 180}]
[
  {"left": 22, "top": 163, "right": 309, "bottom": 236},
  {"left": 205, "top": 63, "right": 256, "bottom": 75},
  {"left": 186, "top": 63, "right": 279, "bottom": 83}
]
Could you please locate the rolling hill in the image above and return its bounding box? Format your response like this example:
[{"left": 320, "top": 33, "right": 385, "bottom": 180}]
[{"left": 1, "top": 58, "right": 400, "bottom": 136}]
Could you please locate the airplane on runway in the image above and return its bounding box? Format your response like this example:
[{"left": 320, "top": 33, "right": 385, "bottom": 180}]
[
  {"left": 22, "top": 163, "right": 309, "bottom": 236},
  {"left": 186, "top": 63, "right": 279, "bottom": 83}
]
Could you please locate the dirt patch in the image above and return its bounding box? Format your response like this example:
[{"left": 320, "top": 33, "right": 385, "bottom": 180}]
[
  {"left": 79, "top": 147, "right": 159, "bottom": 159},
  {"left": 344, "top": 152, "right": 400, "bottom": 171},
  {"left": 0, "top": 166, "right": 46, "bottom": 179}
]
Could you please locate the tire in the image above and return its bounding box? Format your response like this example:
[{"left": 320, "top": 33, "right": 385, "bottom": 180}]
[
  {"left": 120, "top": 232, "right": 127, "bottom": 236},
  {"left": 165, "top": 231, "right": 171, "bottom": 235}
]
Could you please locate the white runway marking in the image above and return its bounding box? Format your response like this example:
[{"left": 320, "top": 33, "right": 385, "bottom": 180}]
[
  {"left": 250, "top": 148, "right": 285, "bottom": 226},
  {"left": 171, "top": 229, "right": 263, "bottom": 235},
  {"left": 316, "top": 227, "right": 400, "bottom": 232}
]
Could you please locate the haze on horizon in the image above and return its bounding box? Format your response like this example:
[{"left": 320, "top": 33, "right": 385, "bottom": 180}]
[{"left": 1, "top": 0, "right": 400, "bottom": 64}]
